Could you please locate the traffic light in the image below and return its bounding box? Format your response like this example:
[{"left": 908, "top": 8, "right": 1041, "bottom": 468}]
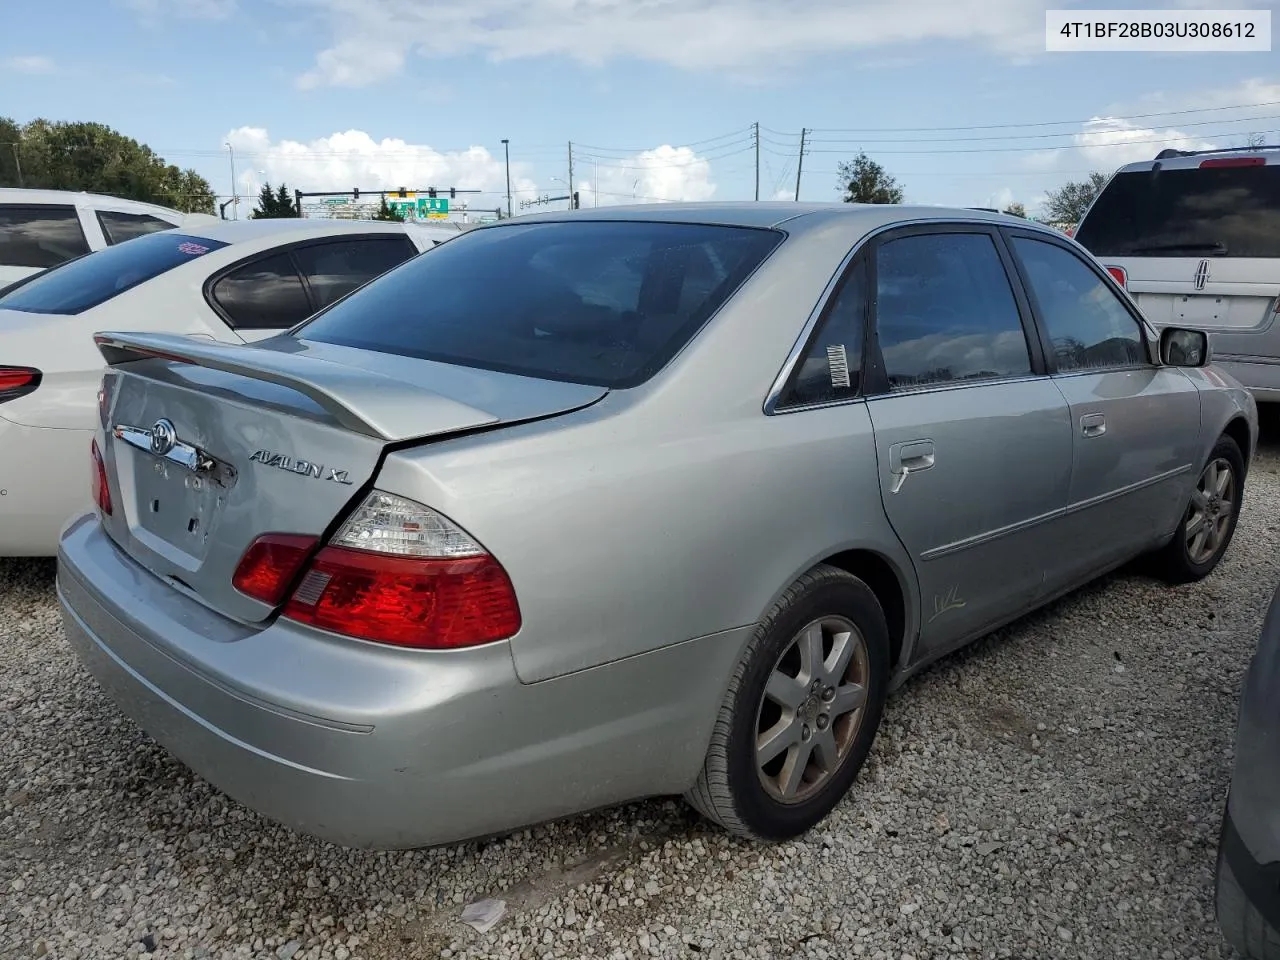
[
  {"left": 398, "top": 187, "right": 407, "bottom": 198},
  {"left": 353, "top": 188, "right": 360, "bottom": 200},
  {"left": 428, "top": 187, "right": 437, "bottom": 199},
  {"left": 449, "top": 187, "right": 456, "bottom": 199},
  {"left": 573, "top": 191, "right": 580, "bottom": 209}
]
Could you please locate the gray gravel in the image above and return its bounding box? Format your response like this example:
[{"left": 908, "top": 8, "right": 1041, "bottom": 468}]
[{"left": 5, "top": 427, "right": 1280, "bottom": 960}]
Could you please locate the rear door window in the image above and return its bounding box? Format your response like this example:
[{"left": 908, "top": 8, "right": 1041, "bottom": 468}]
[
  {"left": 294, "top": 220, "right": 784, "bottom": 387},
  {"left": 872, "top": 232, "right": 1032, "bottom": 390},
  {"left": 97, "top": 210, "right": 176, "bottom": 245},
  {"left": 210, "top": 251, "right": 313, "bottom": 330},
  {"left": 292, "top": 236, "right": 419, "bottom": 310},
  {"left": 1075, "top": 165, "right": 1280, "bottom": 259},
  {"left": 0, "top": 204, "right": 91, "bottom": 269},
  {"left": 1011, "top": 236, "right": 1147, "bottom": 372},
  {"left": 0, "top": 232, "right": 226, "bottom": 315}
]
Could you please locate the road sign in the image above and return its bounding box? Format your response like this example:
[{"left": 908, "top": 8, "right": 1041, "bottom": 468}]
[
  {"left": 422, "top": 197, "right": 448, "bottom": 215},
  {"left": 322, "top": 196, "right": 349, "bottom": 205}
]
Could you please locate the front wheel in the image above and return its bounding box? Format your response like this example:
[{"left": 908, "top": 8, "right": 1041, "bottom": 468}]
[
  {"left": 1154, "top": 434, "right": 1245, "bottom": 584},
  {"left": 685, "top": 564, "right": 890, "bottom": 840}
]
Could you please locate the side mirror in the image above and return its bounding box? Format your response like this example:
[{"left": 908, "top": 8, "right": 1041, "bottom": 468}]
[{"left": 1160, "top": 327, "right": 1210, "bottom": 367}]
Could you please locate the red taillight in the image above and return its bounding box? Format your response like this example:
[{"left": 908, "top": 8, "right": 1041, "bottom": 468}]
[
  {"left": 282, "top": 546, "right": 522, "bottom": 649},
  {"left": 1200, "top": 157, "right": 1265, "bottom": 168},
  {"left": 232, "top": 533, "right": 320, "bottom": 605},
  {"left": 90, "top": 438, "right": 112, "bottom": 516},
  {"left": 1106, "top": 265, "right": 1127, "bottom": 288},
  {"left": 0, "top": 366, "right": 40, "bottom": 403}
]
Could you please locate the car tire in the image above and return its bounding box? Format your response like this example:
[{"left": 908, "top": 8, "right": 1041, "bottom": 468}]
[
  {"left": 1154, "top": 434, "right": 1245, "bottom": 585},
  {"left": 1217, "top": 827, "right": 1280, "bottom": 959},
  {"left": 685, "top": 564, "right": 890, "bottom": 840}
]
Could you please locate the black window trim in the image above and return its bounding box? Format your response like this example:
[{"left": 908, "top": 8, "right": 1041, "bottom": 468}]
[
  {"left": 862, "top": 222, "right": 1048, "bottom": 399},
  {"left": 202, "top": 232, "right": 418, "bottom": 331},
  {"left": 1000, "top": 226, "right": 1156, "bottom": 378},
  {"left": 0, "top": 202, "right": 92, "bottom": 269}
]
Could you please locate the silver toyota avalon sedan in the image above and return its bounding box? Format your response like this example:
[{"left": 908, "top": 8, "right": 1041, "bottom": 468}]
[{"left": 57, "top": 202, "right": 1257, "bottom": 849}]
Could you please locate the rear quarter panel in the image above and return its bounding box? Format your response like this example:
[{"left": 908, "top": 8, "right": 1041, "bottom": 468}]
[{"left": 376, "top": 216, "right": 919, "bottom": 684}]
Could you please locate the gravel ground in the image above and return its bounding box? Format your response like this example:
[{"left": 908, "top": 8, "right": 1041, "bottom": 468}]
[{"left": 4, "top": 428, "right": 1280, "bottom": 960}]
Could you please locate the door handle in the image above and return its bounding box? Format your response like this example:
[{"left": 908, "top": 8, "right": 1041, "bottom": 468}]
[
  {"left": 889, "top": 439, "right": 935, "bottom": 494},
  {"left": 1080, "top": 412, "right": 1106, "bottom": 438}
]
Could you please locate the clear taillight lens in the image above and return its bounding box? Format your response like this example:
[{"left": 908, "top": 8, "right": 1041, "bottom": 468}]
[{"left": 332, "top": 491, "right": 486, "bottom": 557}]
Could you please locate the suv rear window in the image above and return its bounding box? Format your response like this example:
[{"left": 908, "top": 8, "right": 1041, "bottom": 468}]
[
  {"left": 1075, "top": 165, "right": 1280, "bottom": 259},
  {"left": 295, "top": 220, "right": 784, "bottom": 388},
  {"left": 0, "top": 232, "right": 227, "bottom": 315}
]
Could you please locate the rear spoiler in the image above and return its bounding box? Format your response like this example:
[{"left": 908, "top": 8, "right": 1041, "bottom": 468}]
[{"left": 94, "top": 332, "right": 500, "bottom": 442}]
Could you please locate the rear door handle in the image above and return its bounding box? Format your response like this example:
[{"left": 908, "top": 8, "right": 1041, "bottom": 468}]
[
  {"left": 1080, "top": 413, "right": 1106, "bottom": 438},
  {"left": 889, "top": 439, "right": 935, "bottom": 494}
]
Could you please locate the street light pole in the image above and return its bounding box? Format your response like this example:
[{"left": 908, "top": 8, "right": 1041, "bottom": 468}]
[
  {"left": 501, "top": 139, "right": 512, "bottom": 218},
  {"left": 224, "top": 142, "right": 237, "bottom": 219}
]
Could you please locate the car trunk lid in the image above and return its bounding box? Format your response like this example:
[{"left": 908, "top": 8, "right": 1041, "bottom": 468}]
[{"left": 94, "top": 331, "right": 607, "bottom": 623}]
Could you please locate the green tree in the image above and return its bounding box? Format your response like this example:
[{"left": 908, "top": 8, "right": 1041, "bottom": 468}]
[
  {"left": 0, "top": 116, "right": 215, "bottom": 213},
  {"left": 1002, "top": 201, "right": 1027, "bottom": 218},
  {"left": 251, "top": 182, "right": 300, "bottom": 219},
  {"left": 836, "top": 152, "right": 904, "bottom": 204},
  {"left": 372, "top": 196, "right": 405, "bottom": 221},
  {"left": 1042, "top": 171, "right": 1109, "bottom": 225}
]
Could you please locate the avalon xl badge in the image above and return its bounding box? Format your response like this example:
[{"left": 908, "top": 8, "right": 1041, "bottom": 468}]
[{"left": 248, "top": 449, "right": 353, "bottom": 485}]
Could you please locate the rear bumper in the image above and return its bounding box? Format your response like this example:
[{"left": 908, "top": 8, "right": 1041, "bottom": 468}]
[
  {"left": 0, "top": 414, "right": 92, "bottom": 556},
  {"left": 57, "top": 514, "right": 745, "bottom": 849}
]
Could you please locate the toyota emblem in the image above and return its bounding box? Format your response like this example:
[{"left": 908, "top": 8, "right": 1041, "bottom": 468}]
[{"left": 150, "top": 418, "right": 177, "bottom": 456}]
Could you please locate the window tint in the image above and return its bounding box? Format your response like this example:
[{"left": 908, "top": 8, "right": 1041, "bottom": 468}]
[
  {"left": 211, "top": 251, "right": 313, "bottom": 329},
  {"left": 292, "top": 237, "right": 418, "bottom": 310},
  {"left": 1075, "top": 166, "right": 1280, "bottom": 259},
  {"left": 97, "top": 211, "right": 175, "bottom": 245},
  {"left": 874, "top": 233, "right": 1031, "bottom": 390},
  {"left": 295, "top": 221, "right": 784, "bottom": 388},
  {"left": 0, "top": 205, "right": 90, "bottom": 269},
  {"left": 1012, "top": 237, "right": 1146, "bottom": 372},
  {"left": 0, "top": 232, "right": 226, "bottom": 315},
  {"left": 782, "top": 258, "right": 865, "bottom": 407}
]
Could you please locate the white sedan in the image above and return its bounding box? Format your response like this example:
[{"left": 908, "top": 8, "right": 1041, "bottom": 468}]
[{"left": 0, "top": 217, "right": 450, "bottom": 556}]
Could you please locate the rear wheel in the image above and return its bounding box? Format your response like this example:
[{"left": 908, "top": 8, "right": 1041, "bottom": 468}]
[
  {"left": 1154, "top": 434, "right": 1245, "bottom": 584},
  {"left": 685, "top": 564, "right": 890, "bottom": 840}
]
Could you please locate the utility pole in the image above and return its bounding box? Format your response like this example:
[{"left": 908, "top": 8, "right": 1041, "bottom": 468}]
[
  {"left": 10, "top": 143, "right": 22, "bottom": 187},
  {"left": 567, "top": 141, "right": 575, "bottom": 211},
  {"left": 501, "top": 138, "right": 512, "bottom": 218},
  {"left": 753, "top": 122, "right": 760, "bottom": 201},
  {"left": 794, "top": 128, "right": 806, "bottom": 202},
  {"left": 224, "top": 142, "right": 237, "bottom": 219}
]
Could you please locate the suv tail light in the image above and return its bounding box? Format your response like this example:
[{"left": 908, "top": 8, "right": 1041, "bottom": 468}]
[
  {"left": 0, "top": 366, "right": 41, "bottom": 404},
  {"left": 1200, "top": 157, "right": 1265, "bottom": 168},
  {"left": 239, "top": 491, "right": 522, "bottom": 649},
  {"left": 90, "top": 438, "right": 112, "bottom": 516},
  {"left": 1105, "top": 265, "right": 1127, "bottom": 289}
]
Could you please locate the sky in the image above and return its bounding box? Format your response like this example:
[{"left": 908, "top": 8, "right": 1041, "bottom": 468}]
[{"left": 2, "top": 0, "right": 1278, "bottom": 219}]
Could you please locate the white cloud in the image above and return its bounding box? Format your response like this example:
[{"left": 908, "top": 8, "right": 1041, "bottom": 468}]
[
  {"left": 572, "top": 146, "right": 718, "bottom": 207},
  {"left": 291, "top": 0, "right": 1047, "bottom": 88},
  {"left": 224, "top": 127, "right": 539, "bottom": 216},
  {"left": 123, "top": 0, "right": 235, "bottom": 18},
  {"left": 3, "top": 55, "right": 57, "bottom": 75}
]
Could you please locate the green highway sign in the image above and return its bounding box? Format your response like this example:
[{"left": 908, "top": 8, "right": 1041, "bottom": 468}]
[
  {"left": 322, "top": 196, "right": 350, "bottom": 205},
  {"left": 388, "top": 196, "right": 450, "bottom": 219}
]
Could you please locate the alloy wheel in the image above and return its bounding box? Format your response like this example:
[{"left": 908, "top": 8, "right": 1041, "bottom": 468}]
[{"left": 1186, "top": 457, "right": 1237, "bottom": 565}]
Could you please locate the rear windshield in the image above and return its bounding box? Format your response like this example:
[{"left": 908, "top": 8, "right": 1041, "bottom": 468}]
[
  {"left": 0, "top": 232, "right": 227, "bottom": 315},
  {"left": 1075, "top": 165, "right": 1280, "bottom": 259},
  {"left": 294, "top": 220, "right": 784, "bottom": 388}
]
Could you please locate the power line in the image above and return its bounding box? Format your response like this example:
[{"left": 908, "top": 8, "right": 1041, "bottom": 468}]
[
  {"left": 802, "top": 127, "right": 1277, "bottom": 156},
  {"left": 806, "top": 111, "right": 1280, "bottom": 146},
  {"left": 809, "top": 98, "right": 1280, "bottom": 134}
]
